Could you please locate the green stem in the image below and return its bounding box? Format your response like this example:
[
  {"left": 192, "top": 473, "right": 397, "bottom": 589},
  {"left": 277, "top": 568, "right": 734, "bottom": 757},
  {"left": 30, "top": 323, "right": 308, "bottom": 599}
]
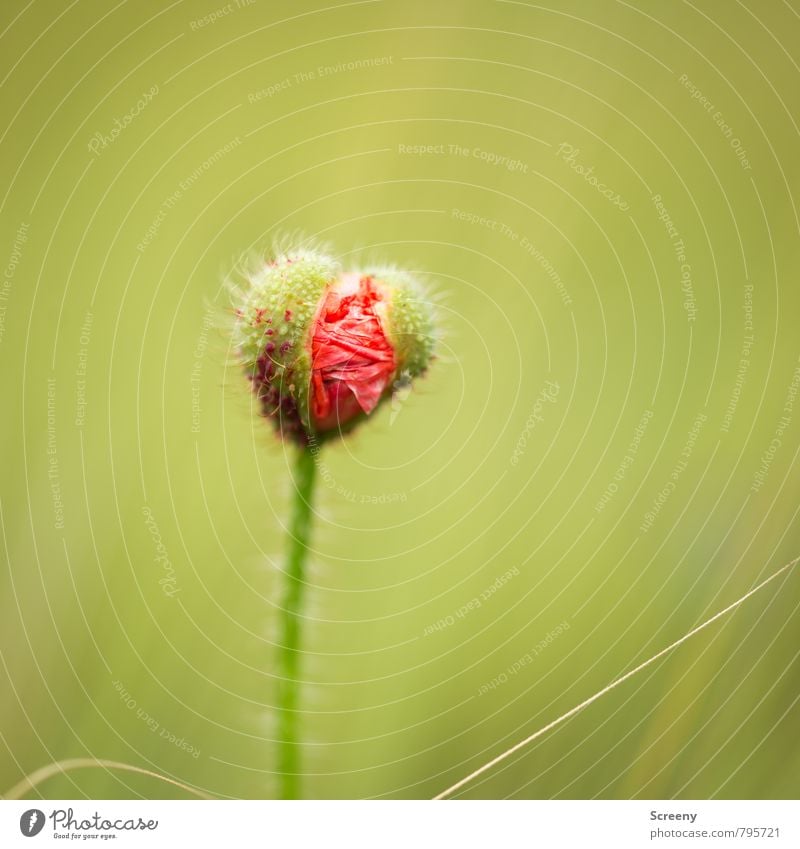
[{"left": 276, "top": 446, "right": 316, "bottom": 799}]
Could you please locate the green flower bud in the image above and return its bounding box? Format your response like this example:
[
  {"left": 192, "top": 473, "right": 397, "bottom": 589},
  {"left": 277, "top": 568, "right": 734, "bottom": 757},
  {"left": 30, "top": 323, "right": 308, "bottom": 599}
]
[{"left": 232, "top": 248, "right": 436, "bottom": 444}]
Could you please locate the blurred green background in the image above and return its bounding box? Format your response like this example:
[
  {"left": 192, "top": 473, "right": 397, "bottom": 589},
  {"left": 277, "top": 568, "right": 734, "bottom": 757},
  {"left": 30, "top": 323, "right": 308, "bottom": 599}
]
[{"left": 1, "top": 0, "right": 799, "bottom": 800}]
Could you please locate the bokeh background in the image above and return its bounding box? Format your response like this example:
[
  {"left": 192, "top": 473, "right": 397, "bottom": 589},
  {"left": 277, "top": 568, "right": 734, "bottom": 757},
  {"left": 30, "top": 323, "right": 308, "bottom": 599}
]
[{"left": 2, "top": 0, "right": 799, "bottom": 800}]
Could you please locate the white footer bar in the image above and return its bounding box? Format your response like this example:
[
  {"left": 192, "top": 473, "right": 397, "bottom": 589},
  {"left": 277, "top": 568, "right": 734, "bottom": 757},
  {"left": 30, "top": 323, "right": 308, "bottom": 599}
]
[{"left": 2, "top": 800, "right": 797, "bottom": 847}]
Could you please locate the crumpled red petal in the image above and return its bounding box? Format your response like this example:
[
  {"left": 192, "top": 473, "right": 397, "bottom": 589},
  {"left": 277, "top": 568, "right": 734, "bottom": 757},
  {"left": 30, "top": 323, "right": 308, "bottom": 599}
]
[{"left": 310, "top": 275, "right": 395, "bottom": 429}]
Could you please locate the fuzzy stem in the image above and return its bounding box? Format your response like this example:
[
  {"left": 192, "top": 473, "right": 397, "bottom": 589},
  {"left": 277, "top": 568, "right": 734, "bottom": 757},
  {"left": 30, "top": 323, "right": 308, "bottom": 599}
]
[{"left": 276, "top": 446, "right": 316, "bottom": 799}]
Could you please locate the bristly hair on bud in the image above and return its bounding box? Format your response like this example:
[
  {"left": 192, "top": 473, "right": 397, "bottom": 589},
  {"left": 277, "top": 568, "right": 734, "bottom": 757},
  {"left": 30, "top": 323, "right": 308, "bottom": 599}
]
[{"left": 230, "top": 241, "right": 437, "bottom": 445}]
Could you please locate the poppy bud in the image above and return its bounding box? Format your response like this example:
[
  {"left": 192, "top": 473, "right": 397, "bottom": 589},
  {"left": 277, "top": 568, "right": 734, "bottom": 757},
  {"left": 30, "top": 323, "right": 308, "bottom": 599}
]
[{"left": 232, "top": 249, "right": 436, "bottom": 444}]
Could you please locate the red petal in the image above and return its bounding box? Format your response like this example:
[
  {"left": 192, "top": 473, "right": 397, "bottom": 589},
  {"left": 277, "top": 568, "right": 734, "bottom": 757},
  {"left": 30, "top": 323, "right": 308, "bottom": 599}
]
[{"left": 310, "top": 276, "right": 396, "bottom": 429}]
